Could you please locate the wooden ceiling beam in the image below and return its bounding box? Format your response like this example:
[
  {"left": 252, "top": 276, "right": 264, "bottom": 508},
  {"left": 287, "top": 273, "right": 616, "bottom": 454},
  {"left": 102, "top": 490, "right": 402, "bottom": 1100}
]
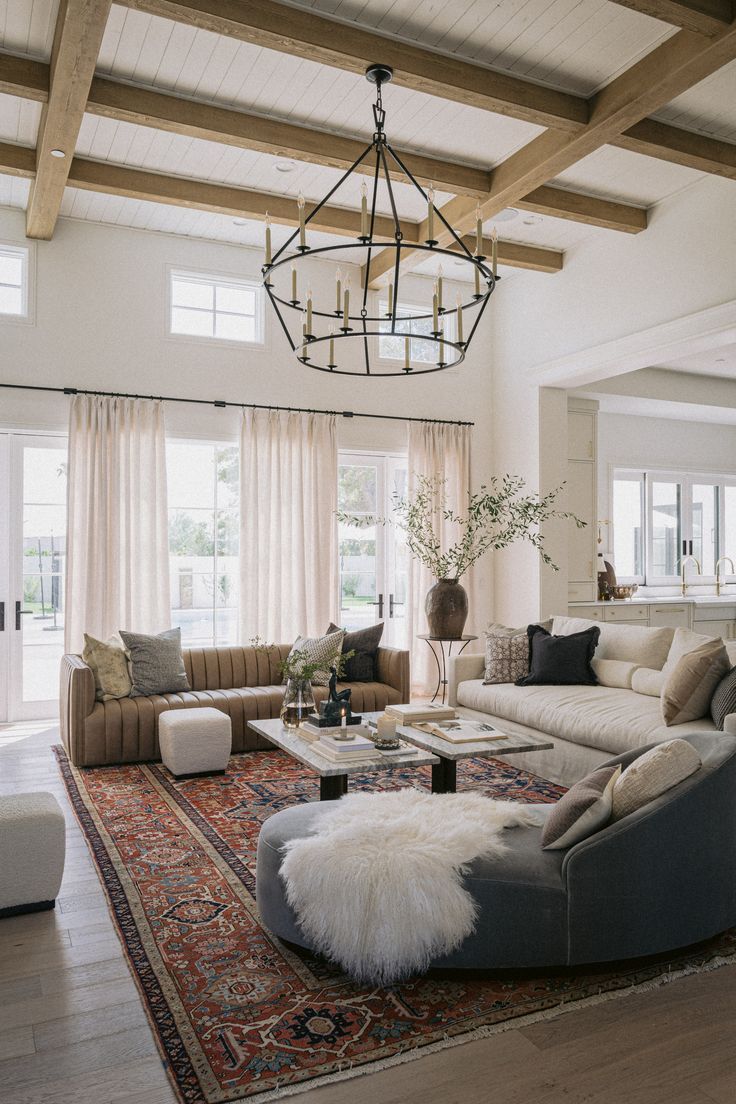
[
  {"left": 26, "top": 0, "right": 113, "bottom": 239},
  {"left": 0, "top": 141, "right": 36, "bottom": 177},
  {"left": 606, "top": 0, "right": 734, "bottom": 37},
  {"left": 366, "top": 21, "right": 736, "bottom": 285},
  {"left": 614, "top": 117, "right": 736, "bottom": 179},
  {"left": 118, "top": 0, "right": 588, "bottom": 131},
  {"left": 518, "top": 185, "right": 647, "bottom": 232},
  {"left": 458, "top": 236, "right": 563, "bottom": 273},
  {"left": 0, "top": 53, "right": 48, "bottom": 101}
]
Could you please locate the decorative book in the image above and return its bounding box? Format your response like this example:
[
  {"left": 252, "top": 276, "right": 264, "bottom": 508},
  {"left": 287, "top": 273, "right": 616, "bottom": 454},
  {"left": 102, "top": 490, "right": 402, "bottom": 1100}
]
[
  {"left": 411, "top": 721, "right": 506, "bottom": 744},
  {"left": 385, "top": 703, "right": 457, "bottom": 724}
]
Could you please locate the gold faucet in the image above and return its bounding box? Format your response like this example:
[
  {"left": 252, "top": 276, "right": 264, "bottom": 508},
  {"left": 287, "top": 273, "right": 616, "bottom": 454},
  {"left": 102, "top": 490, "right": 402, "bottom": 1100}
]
[
  {"left": 678, "top": 554, "right": 701, "bottom": 596},
  {"left": 715, "top": 556, "right": 735, "bottom": 596}
]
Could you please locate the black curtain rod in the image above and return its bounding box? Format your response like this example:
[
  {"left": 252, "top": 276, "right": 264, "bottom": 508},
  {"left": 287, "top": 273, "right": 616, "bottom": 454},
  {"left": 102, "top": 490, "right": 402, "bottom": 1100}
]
[{"left": 0, "top": 382, "right": 474, "bottom": 428}]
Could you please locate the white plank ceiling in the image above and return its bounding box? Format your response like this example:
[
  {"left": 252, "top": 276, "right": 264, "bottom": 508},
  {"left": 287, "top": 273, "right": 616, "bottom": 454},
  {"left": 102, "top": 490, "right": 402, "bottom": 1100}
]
[
  {"left": 0, "top": 0, "right": 58, "bottom": 58},
  {"left": 551, "top": 145, "right": 707, "bottom": 204},
  {"left": 0, "top": 90, "right": 41, "bottom": 144},
  {"left": 0, "top": 171, "right": 29, "bottom": 208},
  {"left": 652, "top": 59, "right": 736, "bottom": 144}
]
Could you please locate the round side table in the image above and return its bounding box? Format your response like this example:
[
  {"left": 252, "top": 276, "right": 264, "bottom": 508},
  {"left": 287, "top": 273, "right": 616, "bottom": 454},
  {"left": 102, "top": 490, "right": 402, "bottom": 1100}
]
[{"left": 417, "top": 634, "right": 478, "bottom": 705}]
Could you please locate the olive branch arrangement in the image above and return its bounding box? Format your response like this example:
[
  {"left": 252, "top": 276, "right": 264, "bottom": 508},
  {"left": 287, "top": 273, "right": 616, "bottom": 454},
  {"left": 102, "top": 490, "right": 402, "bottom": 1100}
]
[{"left": 250, "top": 637, "right": 354, "bottom": 681}]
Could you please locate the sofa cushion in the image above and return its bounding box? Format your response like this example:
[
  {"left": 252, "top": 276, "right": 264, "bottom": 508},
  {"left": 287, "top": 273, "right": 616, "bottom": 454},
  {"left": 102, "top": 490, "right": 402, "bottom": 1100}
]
[
  {"left": 285, "top": 630, "right": 345, "bottom": 686},
  {"left": 611, "top": 738, "right": 702, "bottom": 820},
  {"left": 552, "top": 616, "right": 673, "bottom": 670},
  {"left": 455, "top": 679, "right": 718, "bottom": 756},
  {"left": 631, "top": 668, "right": 665, "bottom": 697},
  {"left": 711, "top": 667, "right": 736, "bottom": 730},
  {"left": 83, "top": 633, "right": 132, "bottom": 701},
  {"left": 483, "top": 625, "right": 530, "bottom": 684},
  {"left": 327, "top": 621, "right": 384, "bottom": 682},
  {"left": 516, "top": 625, "right": 599, "bottom": 687},
  {"left": 541, "top": 764, "right": 620, "bottom": 850},
  {"left": 663, "top": 627, "right": 720, "bottom": 672},
  {"left": 661, "top": 638, "right": 730, "bottom": 725},
  {"left": 591, "top": 658, "right": 639, "bottom": 690},
  {"left": 120, "top": 628, "right": 191, "bottom": 697}
]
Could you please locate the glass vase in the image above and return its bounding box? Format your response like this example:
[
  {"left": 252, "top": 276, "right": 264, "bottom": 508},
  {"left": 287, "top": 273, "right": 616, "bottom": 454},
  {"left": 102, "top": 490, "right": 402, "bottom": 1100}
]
[{"left": 280, "top": 677, "right": 316, "bottom": 730}]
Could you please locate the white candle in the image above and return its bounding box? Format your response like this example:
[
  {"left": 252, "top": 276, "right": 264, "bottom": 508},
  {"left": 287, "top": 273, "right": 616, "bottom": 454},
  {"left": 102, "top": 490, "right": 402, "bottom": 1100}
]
[
  {"left": 387, "top": 281, "right": 393, "bottom": 317},
  {"left": 343, "top": 281, "right": 350, "bottom": 328},
  {"left": 291, "top": 263, "right": 297, "bottom": 302},
  {"left": 335, "top": 267, "right": 342, "bottom": 313},
  {"left": 427, "top": 184, "right": 435, "bottom": 242},
  {"left": 329, "top": 325, "right": 335, "bottom": 367},
  {"left": 474, "top": 262, "right": 480, "bottom": 297},
  {"left": 437, "top": 265, "right": 443, "bottom": 312},
  {"left": 492, "top": 227, "right": 498, "bottom": 278},
  {"left": 264, "top": 212, "right": 272, "bottom": 265},
  {"left": 475, "top": 201, "right": 483, "bottom": 256},
  {"left": 439, "top": 324, "right": 444, "bottom": 365},
  {"left": 456, "top": 292, "right": 463, "bottom": 344},
  {"left": 376, "top": 713, "right": 397, "bottom": 741},
  {"left": 404, "top": 334, "right": 410, "bottom": 371},
  {"left": 341, "top": 707, "right": 347, "bottom": 731},
  {"left": 360, "top": 181, "right": 368, "bottom": 238},
  {"left": 432, "top": 282, "right": 439, "bottom": 332},
  {"left": 300, "top": 311, "right": 307, "bottom": 359},
  {"left": 306, "top": 287, "right": 313, "bottom": 335},
  {"left": 298, "top": 192, "right": 306, "bottom": 248}
]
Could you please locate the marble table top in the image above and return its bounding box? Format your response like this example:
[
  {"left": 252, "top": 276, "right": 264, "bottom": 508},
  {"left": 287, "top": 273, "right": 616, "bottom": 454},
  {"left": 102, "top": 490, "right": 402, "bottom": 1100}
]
[{"left": 395, "top": 717, "right": 554, "bottom": 762}]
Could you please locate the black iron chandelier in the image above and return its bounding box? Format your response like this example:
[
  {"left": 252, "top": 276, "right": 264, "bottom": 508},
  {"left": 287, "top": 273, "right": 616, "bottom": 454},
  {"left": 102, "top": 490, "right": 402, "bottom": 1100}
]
[{"left": 261, "top": 64, "right": 497, "bottom": 377}]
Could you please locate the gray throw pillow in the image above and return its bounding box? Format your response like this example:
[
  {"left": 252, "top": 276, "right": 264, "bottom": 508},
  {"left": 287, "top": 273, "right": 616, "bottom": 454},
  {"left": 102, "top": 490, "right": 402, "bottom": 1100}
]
[
  {"left": 541, "top": 765, "right": 621, "bottom": 850},
  {"left": 119, "top": 627, "right": 191, "bottom": 697},
  {"left": 327, "top": 621, "right": 384, "bottom": 682},
  {"left": 710, "top": 667, "right": 736, "bottom": 730}
]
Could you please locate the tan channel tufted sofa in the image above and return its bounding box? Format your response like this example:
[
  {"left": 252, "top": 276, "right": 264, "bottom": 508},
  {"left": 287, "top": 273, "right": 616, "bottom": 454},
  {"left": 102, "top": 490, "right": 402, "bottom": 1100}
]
[{"left": 60, "top": 643, "right": 410, "bottom": 768}]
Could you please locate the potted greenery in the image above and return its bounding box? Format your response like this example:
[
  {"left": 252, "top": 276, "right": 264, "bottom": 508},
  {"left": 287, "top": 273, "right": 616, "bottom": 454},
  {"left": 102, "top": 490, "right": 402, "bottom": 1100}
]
[
  {"left": 252, "top": 640, "right": 353, "bottom": 729},
  {"left": 339, "top": 474, "right": 582, "bottom": 638}
]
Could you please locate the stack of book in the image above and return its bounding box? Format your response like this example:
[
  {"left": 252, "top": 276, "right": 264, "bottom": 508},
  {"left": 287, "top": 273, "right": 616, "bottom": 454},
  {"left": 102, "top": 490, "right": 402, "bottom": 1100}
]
[
  {"left": 385, "top": 703, "right": 458, "bottom": 725},
  {"left": 311, "top": 730, "right": 380, "bottom": 764}
]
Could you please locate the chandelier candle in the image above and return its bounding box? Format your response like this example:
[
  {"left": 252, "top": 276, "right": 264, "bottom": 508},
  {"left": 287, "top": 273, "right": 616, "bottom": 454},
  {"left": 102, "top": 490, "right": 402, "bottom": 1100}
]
[
  {"left": 261, "top": 63, "right": 496, "bottom": 376},
  {"left": 492, "top": 228, "right": 498, "bottom": 278}
]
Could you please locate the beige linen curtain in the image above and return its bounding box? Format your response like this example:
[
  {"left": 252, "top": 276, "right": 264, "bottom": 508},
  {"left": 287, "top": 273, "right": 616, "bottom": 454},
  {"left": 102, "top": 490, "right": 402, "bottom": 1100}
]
[
  {"left": 239, "top": 409, "right": 338, "bottom": 644},
  {"left": 407, "top": 421, "right": 473, "bottom": 696},
  {"left": 64, "top": 395, "right": 171, "bottom": 654}
]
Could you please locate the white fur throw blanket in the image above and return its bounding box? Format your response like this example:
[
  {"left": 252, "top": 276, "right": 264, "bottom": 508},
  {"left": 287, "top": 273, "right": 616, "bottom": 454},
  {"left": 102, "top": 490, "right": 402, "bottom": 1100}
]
[{"left": 280, "top": 789, "right": 538, "bottom": 985}]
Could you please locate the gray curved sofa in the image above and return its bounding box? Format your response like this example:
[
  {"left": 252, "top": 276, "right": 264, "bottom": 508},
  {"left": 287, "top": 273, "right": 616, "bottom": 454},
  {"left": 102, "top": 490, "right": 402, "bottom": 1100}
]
[{"left": 256, "top": 733, "right": 736, "bottom": 970}]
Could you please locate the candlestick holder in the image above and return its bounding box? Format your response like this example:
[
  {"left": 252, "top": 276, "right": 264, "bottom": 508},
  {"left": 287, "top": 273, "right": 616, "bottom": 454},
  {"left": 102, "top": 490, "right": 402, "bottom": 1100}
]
[
  {"left": 339, "top": 325, "right": 353, "bottom": 333},
  {"left": 296, "top": 244, "right": 310, "bottom": 253},
  {"left": 425, "top": 238, "right": 438, "bottom": 247}
]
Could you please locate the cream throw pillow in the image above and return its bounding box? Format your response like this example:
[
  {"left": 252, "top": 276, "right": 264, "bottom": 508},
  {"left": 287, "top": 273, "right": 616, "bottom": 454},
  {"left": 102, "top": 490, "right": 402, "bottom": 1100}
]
[
  {"left": 551, "top": 616, "right": 673, "bottom": 670},
  {"left": 660, "top": 638, "right": 730, "bottom": 725},
  {"left": 631, "top": 667, "right": 666, "bottom": 698},
  {"left": 663, "top": 627, "right": 719, "bottom": 672},
  {"left": 591, "top": 658, "right": 639, "bottom": 690},
  {"left": 612, "top": 739, "right": 701, "bottom": 821},
  {"left": 83, "top": 633, "right": 132, "bottom": 701},
  {"left": 542, "top": 765, "right": 621, "bottom": 850}
]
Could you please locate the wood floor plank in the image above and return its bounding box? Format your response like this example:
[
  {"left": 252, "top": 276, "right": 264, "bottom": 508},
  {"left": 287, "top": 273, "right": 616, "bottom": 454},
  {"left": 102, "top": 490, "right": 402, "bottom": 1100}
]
[
  {"left": 0, "top": 978, "right": 139, "bottom": 1031},
  {"left": 33, "top": 999, "right": 146, "bottom": 1052},
  {"left": 41, "top": 955, "right": 132, "bottom": 996},
  {"left": 0, "top": 1025, "right": 157, "bottom": 1092},
  {"left": 0, "top": 1025, "right": 35, "bottom": 1061}
]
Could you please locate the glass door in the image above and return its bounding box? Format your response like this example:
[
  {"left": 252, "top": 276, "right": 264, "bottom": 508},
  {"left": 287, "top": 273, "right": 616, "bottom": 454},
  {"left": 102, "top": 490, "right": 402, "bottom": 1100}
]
[
  {"left": 3, "top": 434, "right": 68, "bottom": 721},
  {"left": 337, "top": 452, "right": 408, "bottom": 648}
]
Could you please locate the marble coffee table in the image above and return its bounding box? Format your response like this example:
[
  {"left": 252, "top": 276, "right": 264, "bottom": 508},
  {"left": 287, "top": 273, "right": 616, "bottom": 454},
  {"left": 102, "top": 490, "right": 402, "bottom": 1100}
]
[{"left": 247, "top": 716, "right": 439, "bottom": 801}]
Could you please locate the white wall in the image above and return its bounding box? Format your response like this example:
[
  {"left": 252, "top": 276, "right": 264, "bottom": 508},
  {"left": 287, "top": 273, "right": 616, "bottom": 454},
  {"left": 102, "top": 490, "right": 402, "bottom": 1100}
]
[
  {"left": 0, "top": 206, "right": 497, "bottom": 629},
  {"left": 491, "top": 174, "right": 736, "bottom": 625}
]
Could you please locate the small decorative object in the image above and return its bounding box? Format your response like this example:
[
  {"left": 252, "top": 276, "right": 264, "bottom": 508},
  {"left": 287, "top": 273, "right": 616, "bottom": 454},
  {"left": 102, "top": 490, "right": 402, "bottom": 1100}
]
[
  {"left": 373, "top": 712, "right": 400, "bottom": 750},
  {"left": 339, "top": 474, "right": 582, "bottom": 640},
  {"left": 610, "top": 584, "right": 639, "bottom": 600},
  {"left": 318, "top": 667, "right": 363, "bottom": 731},
  {"left": 597, "top": 551, "right": 617, "bottom": 600},
  {"left": 280, "top": 677, "right": 316, "bottom": 730}
]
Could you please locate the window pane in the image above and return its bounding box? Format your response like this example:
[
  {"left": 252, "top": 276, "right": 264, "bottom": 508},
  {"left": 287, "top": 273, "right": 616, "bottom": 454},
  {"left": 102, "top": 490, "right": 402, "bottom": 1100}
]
[
  {"left": 168, "top": 443, "right": 215, "bottom": 508},
  {"left": 171, "top": 306, "right": 214, "bottom": 337},
  {"left": 692, "top": 484, "right": 718, "bottom": 576},
  {"left": 725, "top": 487, "right": 736, "bottom": 572},
  {"left": 651, "top": 481, "right": 681, "bottom": 578},
  {"left": 338, "top": 464, "right": 377, "bottom": 513},
  {"left": 613, "top": 479, "right": 644, "bottom": 578},
  {"left": 0, "top": 253, "right": 22, "bottom": 285},
  {"left": 216, "top": 446, "right": 239, "bottom": 509},
  {"left": 0, "top": 285, "right": 22, "bottom": 314},
  {"left": 216, "top": 284, "right": 254, "bottom": 314},
  {"left": 215, "top": 312, "right": 254, "bottom": 342},
  {"left": 216, "top": 508, "right": 239, "bottom": 557},
  {"left": 169, "top": 509, "right": 215, "bottom": 556},
  {"left": 172, "top": 278, "right": 213, "bottom": 310}
]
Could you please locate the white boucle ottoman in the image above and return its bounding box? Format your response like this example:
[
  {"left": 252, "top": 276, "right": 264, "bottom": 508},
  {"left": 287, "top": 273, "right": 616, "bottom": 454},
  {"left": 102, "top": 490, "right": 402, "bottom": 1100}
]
[
  {"left": 158, "top": 707, "right": 232, "bottom": 777},
  {"left": 0, "top": 792, "right": 66, "bottom": 917}
]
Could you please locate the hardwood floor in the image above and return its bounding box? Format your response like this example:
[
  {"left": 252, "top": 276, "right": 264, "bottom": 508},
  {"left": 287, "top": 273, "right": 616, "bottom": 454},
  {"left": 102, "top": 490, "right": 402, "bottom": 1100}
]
[{"left": 1, "top": 722, "right": 735, "bottom": 1104}]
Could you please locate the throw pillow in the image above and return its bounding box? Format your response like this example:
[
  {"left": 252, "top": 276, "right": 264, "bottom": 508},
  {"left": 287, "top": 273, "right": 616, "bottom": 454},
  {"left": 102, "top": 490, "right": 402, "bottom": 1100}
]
[
  {"left": 551, "top": 616, "right": 673, "bottom": 670},
  {"left": 285, "top": 629, "right": 345, "bottom": 686},
  {"left": 83, "top": 633, "right": 132, "bottom": 701},
  {"left": 631, "top": 667, "right": 666, "bottom": 698},
  {"left": 118, "top": 627, "right": 191, "bottom": 697},
  {"left": 326, "top": 621, "right": 383, "bottom": 682},
  {"left": 515, "top": 624, "right": 599, "bottom": 687},
  {"left": 541, "top": 765, "right": 621, "bottom": 850},
  {"left": 660, "top": 638, "right": 730, "bottom": 726},
  {"left": 612, "top": 738, "right": 701, "bottom": 821},
  {"left": 711, "top": 667, "right": 736, "bottom": 730},
  {"left": 662, "top": 626, "right": 719, "bottom": 673},
  {"left": 591, "top": 658, "right": 640, "bottom": 690},
  {"left": 483, "top": 624, "right": 530, "bottom": 684}
]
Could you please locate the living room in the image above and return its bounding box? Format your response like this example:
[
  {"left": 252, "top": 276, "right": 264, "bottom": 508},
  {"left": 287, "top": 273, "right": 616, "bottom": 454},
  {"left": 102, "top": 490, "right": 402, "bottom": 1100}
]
[{"left": 1, "top": 1, "right": 735, "bottom": 1102}]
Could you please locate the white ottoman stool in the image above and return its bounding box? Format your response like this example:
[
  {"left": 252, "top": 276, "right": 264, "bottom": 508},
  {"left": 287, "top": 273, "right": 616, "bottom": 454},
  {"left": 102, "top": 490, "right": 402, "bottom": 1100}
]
[
  {"left": 0, "top": 792, "right": 66, "bottom": 918},
  {"left": 158, "top": 707, "right": 232, "bottom": 777}
]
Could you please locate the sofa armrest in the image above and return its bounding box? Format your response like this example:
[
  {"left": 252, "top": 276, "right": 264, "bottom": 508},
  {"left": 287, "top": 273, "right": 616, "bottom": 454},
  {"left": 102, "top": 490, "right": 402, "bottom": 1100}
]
[
  {"left": 60, "top": 655, "right": 96, "bottom": 764},
  {"left": 724, "top": 714, "right": 736, "bottom": 736},
  {"left": 375, "top": 647, "right": 410, "bottom": 702},
  {"left": 448, "top": 653, "right": 485, "bottom": 707}
]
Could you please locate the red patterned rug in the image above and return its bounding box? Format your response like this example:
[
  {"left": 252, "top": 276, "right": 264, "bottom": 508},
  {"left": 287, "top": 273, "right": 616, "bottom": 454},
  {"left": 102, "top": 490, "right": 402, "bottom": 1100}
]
[{"left": 55, "top": 747, "right": 736, "bottom": 1103}]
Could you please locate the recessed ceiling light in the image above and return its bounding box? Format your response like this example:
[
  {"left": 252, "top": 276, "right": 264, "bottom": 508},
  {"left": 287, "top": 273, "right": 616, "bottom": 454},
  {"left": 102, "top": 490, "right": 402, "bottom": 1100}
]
[
  {"left": 716, "top": 357, "right": 726, "bottom": 363},
  {"left": 50, "top": 149, "right": 65, "bottom": 158},
  {"left": 494, "top": 207, "right": 519, "bottom": 222},
  {"left": 232, "top": 218, "right": 248, "bottom": 225},
  {"left": 522, "top": 214, "right": 543, "bottom": 226},
  {"left": 275, "top": 160, "right": 296, "bottom": 173}
]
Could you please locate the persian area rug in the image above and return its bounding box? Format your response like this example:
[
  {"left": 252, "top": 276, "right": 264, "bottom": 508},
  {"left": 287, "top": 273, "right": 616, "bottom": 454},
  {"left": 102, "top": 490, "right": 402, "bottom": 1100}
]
[{"left": 54, "top": 747, "right": 736, "bottom": 1104}]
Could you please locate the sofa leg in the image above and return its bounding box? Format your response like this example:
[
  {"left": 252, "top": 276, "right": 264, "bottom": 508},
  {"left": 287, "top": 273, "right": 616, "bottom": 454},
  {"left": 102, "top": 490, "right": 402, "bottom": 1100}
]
[
  {"left": 432, "top": 758, "right": 457, "bottom": 794},
  {"left": 0, "top": 899, "right": 56, "bottom": 919}
]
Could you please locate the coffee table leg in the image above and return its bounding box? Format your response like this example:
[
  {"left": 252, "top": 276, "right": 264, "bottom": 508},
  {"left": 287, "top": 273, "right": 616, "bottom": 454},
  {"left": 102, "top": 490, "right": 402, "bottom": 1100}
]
[
  {"left": 320, "top": 775, "right": 347, "bottom": 801},
  {"left": 431, "top": 757, "right": 457, "bottom": 794}
]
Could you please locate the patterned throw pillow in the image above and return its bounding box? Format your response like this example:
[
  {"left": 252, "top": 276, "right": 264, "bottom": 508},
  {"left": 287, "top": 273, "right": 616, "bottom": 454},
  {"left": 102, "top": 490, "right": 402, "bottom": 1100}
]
[
  {"left": 118, "top": 627, "right": 191, "bottom": 697},
  {"left": 483, "top": 625, "right": 530, "bottom": 685},
  {"left": 83, "top": 633, "right": 132, "bottom": 701},
  {"left": 327, "top": 621, "right": 384, "bottom": 682},
  {"left": 711, "top": 667, "right": 736, "bottom": 730},
  {"left": 285, "top": 629, "right": 345, "bottom": 686}
]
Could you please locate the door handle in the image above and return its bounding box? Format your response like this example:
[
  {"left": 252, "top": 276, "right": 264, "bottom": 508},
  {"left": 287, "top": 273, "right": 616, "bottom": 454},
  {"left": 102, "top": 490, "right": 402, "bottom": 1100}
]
[
  {"left": 389, "top": 593, "right": 394, "bottom": 618},
  {"left": 373, "top": 593, "right": 384, "bottom": 618},
  {"left": 0, "top": 601, "right": 4, "bottom": 631},
  {"left": 15, "top": 600, "right": 33, "bottom": 630}
]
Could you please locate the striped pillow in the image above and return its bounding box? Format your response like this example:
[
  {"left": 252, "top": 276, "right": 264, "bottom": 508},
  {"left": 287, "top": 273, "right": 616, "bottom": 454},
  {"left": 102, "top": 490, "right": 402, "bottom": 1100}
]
[{"left": 711, "top": 667, "right": 736, "bottom": 730}]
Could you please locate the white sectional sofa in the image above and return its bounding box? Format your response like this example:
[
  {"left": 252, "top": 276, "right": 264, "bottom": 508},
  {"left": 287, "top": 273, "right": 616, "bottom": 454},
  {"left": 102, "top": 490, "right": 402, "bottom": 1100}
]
[{"left": 448, "top": 616, "right": 736, "bottom": 786}]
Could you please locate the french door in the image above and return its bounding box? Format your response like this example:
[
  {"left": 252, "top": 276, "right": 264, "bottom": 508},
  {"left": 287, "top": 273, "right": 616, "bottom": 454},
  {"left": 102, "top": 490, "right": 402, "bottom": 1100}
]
[
  {"left": 0, "top": 433, "right": 68, "bottom": 721},
  {"left": 337, "top": 451, "right": 408, "bottom": 648}
]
